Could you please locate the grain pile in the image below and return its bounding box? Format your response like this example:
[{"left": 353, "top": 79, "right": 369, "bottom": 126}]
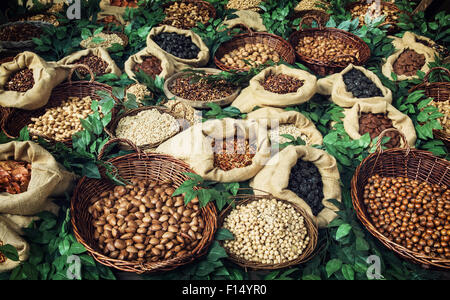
[
  {"left": 269, "top": 124, "right": 309, "bottom": 145},
  {"left": 80, "top": 32, "right": 125, "bottom": 49}
]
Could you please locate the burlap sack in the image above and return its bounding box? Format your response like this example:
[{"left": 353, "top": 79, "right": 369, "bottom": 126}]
[
  {"left": 146, "top": 25, "right": 210, "bottom": 72},
  {"left": 250, "top": 145, "right": 341, "bottom": 228},
  {"left": 156, "top": 118, "right": 271, "bottom": 182},
  {"left": 0, "top": 216, "right": 29, "bottom": 272},
  {"left": 57, "top": 47, "right": 122, "bottom": 77},
  {"left": 0, "top": 52, "right": 69, "bottom": 110},
  {"left": 316, "top": 64, "right": 393, "bottom": 108},
  {"left": 124, "top": 47, "right": 174, "bottom": 81},
  {"left": 382, "top": 31, "right": 438, "bottom": 81},
  {"left": 343, "top": 100, "right": 417, "bottom": 147},
  {"left": 221, "top": 10, "right": 267, "bottom": 32},
  {"left": 0, "top": 141, "right": 75, "bottom": 216},
  {"left": 246, "top": 107, "right": 323, "bottom": 146},
  {"left": 98, "top": 0, "right": 132, "bottom": 25},
  {"left": 232, "top": 64, "right": 318, "bottom": 113}
]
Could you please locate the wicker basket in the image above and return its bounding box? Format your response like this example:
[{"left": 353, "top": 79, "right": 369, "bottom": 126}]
[
  {"left": 410, "top": 67, "right": 450, "bottom": 150},
  {"left": 163, "top": 68, "right": 241, "bottom": 109},
  {"left": 291, "top": 9, "right": 330, "bottom": 28},
  {"left": 289, "top": 16, "right": 371, "bottom": 76},
  {"left": 218, "top": 190, "right": 318, "bottom": 270},
  {"left": 71, "top": 138, "right": 218, "bottom": 274},
  {"left": 214, "top": 24, "right": 296, "bottom": 72},
  {"left": 161, "top": 0, "right": 216, "bottom": 29},
  {"left": 1, "top": 65, "right": 116, "bottom": 147},
  {"left": 105, "top": 105, "right": 182, "bottom": 151},
  {"left": 351, "top": 128, "right": 450, "bottom": 269},
  {"left": 0, "top": 21, "right": 52, "bottom": 49}
]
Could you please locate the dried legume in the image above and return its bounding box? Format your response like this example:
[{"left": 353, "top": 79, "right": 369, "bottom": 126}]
[
  {"left": 72, "top": 54, "right": 109, "bottom": 77},
  {"left": 126, "top": 83, "right": 153, "bottom": 104},
  {"left": 0, "top": 23, "right": 42, "bottom": 42},
  {"left": 169, "top": 75, "right": 236, "bottom": 101},
  {"left": 163, "top": 2, "right": 212, "bottom": 29},
  {"left": 5, "top": 68, "right": 34, "bottom": 92},
  {"left": 429, "top": 99, "right": 450, "bottom": 135},
  {"left": 350, "top": 1, "right": 399, "bottom": 27},
  {"left": 220, "top": 43, "right": 280, "bottom": 70},
  {"left": 393, "top": 49, "right": 425, "bottom": 77},
  {"left": 261, "top": 73, "right": 304, "bottom": 94},
  {"left": 80, "top": 32, "right": 125, "bottom": 49}
]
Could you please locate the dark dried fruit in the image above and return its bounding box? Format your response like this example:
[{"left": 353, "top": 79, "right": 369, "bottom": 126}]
[
  {"left": 261, "top": 73, "right": 304, "bottom": 94},
  {"left": 0, "top": 160, "right": 32, "bottom": 194},
  {"left": 343, "top": 69, "right": 383, "bottom": 98},
  {"left": 5, "top": 68, "right": 34, "bottom": 92},
  {"left": 288, "top": 159, "right": 324, "bottom": 215},
  {"left": 152, "top": 32, "right": 200, "bottom": 59}
]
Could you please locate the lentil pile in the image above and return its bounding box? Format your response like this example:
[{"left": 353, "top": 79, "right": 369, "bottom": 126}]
[
  {"left": 393, "top": 49, "right": 426, "bottom": 76},
  {"left": 358, "top": 113, "right": 401, "bottom": 148},
  {"left": 429, "top": 99, "right": 450, "bottom": 135},
  {"left": 288, "top": 159, "right": 324, "bottom": 215},
  {"left": 0, "top": 23, "right": 42, "bottom": 42},
  {"left": 133, "top": 55, "right": 162, "bottom": 79},
  {"left": 261, "top": 73, "right": 304, "bottom": 94},
  {"left": 115, "top": 109, "right": 179, "bottom": 146},
  {"left": 169, "top": 75, "right": 236, "bottom": 101},
  {"left": 350, "top": 1, "right": 399, "bottom": 27},
  {"left": 89, "top": 178, "right": 205, "bottom": 262},
  {"left": 222, "top": 198, "right": 310, "bottom": 264},
  {"left": 212, "top": 137, "right": 256, "bottom": 171},
  {"left": 295, "top": 36, "right": 359, "bottom": 64},
  {"left": 72, "top": 54, "right": 109, "bottom": 77},
  {"left": 269, "top": 124, "right": 309, "bottom": 145},
  {"left": 343, "top": 69, "right": 383, "bottom": 98},
  {"left": 220, "top": 43, "right": 280, "bottom": 70},
  {"left": 163, "top": 2, "right": 212, "bottom": 29},
  {"left": 153, "top": 33, "right": 200, "bottom": 59},
  {"left": 80, "top": 32, "right": 126, "bottom": 49},
  {"left": 0, "top": 161, "right": 32, "bottom": 194},
  {"left": 28, "top": 96, "right": 96, "bottom": 141},
  {"left": 363, "top": 175, "right": 450, "bottom": 259},
  {"left": 4, "top": 68, "right": 34, "bottom": 92}
]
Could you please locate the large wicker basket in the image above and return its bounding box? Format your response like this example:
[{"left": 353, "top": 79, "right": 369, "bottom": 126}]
[
  {"left": 218, "top": 190, "right": 318, "bottom": 270},
  {"left": 410, "top": 67, "right": 450, "bottom": 150},
  {"left": 289, "top": 16, "right": 371, "bottom": 76},
  {"left": 1, "top": 65, "right": 116, "bottom": 147},
  {"left": 161, "top": 0, "right": 216, "bottom": 29},
  {"left": 351, "top": 128, "right": 450, "bottom": 269},
  {"left": 71, "top": 138, "right": 218, "bottom": 274},
  {"left": 0, "top": 21, "right": 52, "bottom": 49},
  {"left": 214, "top": 24, "right": 296, "bottom": 72}
]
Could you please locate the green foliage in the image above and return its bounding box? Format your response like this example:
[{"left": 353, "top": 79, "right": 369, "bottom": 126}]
[
  {"left": 397, "top": 11, "right": 450, "bottom": 46},
  {"left": 202, "top": 103, "right": 247, "bottom": 121},
  {"left": 0, "top": 244, "right": 19, "bottom": 261},
  {"left": 134, "top": 71, "right": 167, "bottom": 105},
  {"left": 259, "top": 0, "right": 296, "bottom": 40}
]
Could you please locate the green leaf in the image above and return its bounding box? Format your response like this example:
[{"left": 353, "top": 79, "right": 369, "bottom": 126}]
[
  {"left": 81, "top": 162, "right": 101, "bottom": 179},
  {"left": 326, "top": 259, "right": 342, "bottom": 278},
  {"left": 206, "top": 241, "right": 228, "bottom": 262},
  {"left": 0, "top": 244, "right": 19, "bottom": 261},
  {"left": 341, "top": 264, "right": 355, "bottom": 280},
  {"left": 68, "top": 242, "right": 86, "bottom": 255},
  {"left": 215, "top": 228, "right": 234, "bottom": 241},
  {"left": 355, "top": 237, "right": 370, "bottom": 251},
  {"left": 335, "top": 223, "right": 352, "bottom": 240}
]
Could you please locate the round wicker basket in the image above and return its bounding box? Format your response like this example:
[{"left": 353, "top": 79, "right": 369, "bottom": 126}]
[
  {"left": 218, "top": 191, "right": 318, "bottom": 270},
  {"left": 0, "top": 21, "right": 52, "bottom": 49},
  {"left": 1, "top": 65, "right": 116, "bottom": 147},
  {"left": 291, "top": 9, "right": 330, "bottom": 28},
  {"left": 289, "top": 16, "right": 371, "bottom": 76},
  {"left": 105, "top": 105, "right": 182, "bottom": 151},
  {"left": 410, "top": 67, "right": 450, "bottom": 150},
  {"left": 214, "top": 24, "right": 296, "bottom": 72},
  {"left": 351, "top": 128, "right": 450, "bottom": 270},
  {"left": 71, "top": 138, "right": 218, "bottom": 274},
  {"left": 163, "top": 68, "right": 241, "bottom": 109},
  {"left": 161, "top": 0, "right": 216, "bottom": 29}
]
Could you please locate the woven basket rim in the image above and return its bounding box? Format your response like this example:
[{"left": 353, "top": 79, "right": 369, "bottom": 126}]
[
  {"left": 0, "top": 20, "right": 53, "bottom": 48},
  {"left": 351, "top": 147, "right": 450, "bottom": 269},
  {"left": 70, "top": 151, "right": 218, "bottom": 274},
  {"left": 218, "top": 192, "right": 318, "bottom": 270}
]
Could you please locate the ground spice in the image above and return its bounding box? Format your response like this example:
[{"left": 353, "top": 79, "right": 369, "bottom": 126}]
[
  {"left": 0, "top": 23, "right": 42, "bottom": 42},
  {"left": 359, "top": 113, "right": 401, "bottom": 148},
  {"left": 133, "top": 55, "right": 162, "bottom": 78},
  {"left": 212, "top": 137, "right": 256, "bottom": 171},
  {"left": 72, "top": 54, "right": 109, "bottom": 77},
  {"left": 261, "top": 73, "right": 304, "bottom": 94},
  {"left": 169, "top": 76, "right": 236, "bottom": 101},
  {"left": 4, "top": 68, "right": 34, "bottom": 92},
  {"left": 0, "top": 160, "right": 32, "bottom": 194}
]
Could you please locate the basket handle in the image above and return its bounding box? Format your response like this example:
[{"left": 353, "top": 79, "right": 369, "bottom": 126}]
[
  {"left": 228, "top": 23, "right": 253, "bottom": 36},
  {"left": 68, "top": 64, "right": 96, "bottom": 84},
  {"left": 330, "top": 54, "right": 358, "bottom": 65},
  {"left": 422, "top": 67, "right": 450, "bottom": 84},
  {"left": 299, "top": 15, "right": 324, "bottom": 30},
  {"left": 374, "top": 128, "right": 410, "bottom": 154},
  {"left": 97, "top": 138, "right": 143, "bottom": 161},
  {"left": 167, "top": 101, "right": 189, "bottom": 121}
]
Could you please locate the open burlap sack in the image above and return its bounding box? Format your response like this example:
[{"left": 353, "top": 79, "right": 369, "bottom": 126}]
[
  {"left": 246, "top": 107, "right": 323, "bottom": 146},
  {"left": 232, "top": 64, "right": 317, "bottom": 113},
  {"left": 124, "top": 47, "right": 174, "bottom": 81},
  {"left": 0, "top": 216, "right": 29, "bottom": 273},
  {"left": 146, "top": 25, "right": 210, "bottom": 72},
  {"left": 0, "top": 141, "right": 75, "bottom": 216},
  {"left": 156, "top": 118, "right": 271, "bottom": 182},
  {"left": 343, "top": 100, "right": 417, "bottom": 147},
  {"left": 250, "top": 145, "right": 341, "bottom": 228},
  {"left": 316, "top": 64, "right": 393, "bottom": 108},
  {"left": 221, "top": 10, "right": 267, "bottom": 32},
  {"left": 98, "top": 0, "right": 133, "bottom": 25},
  {"left": 0, "top": 52, "right": 69, "bottom": 110},
  {"left": 382, "top": 31, "right": 438, "bottom": 81},
  {"left": 57, "top": 47, "right": 122, "bottom": 77}
]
